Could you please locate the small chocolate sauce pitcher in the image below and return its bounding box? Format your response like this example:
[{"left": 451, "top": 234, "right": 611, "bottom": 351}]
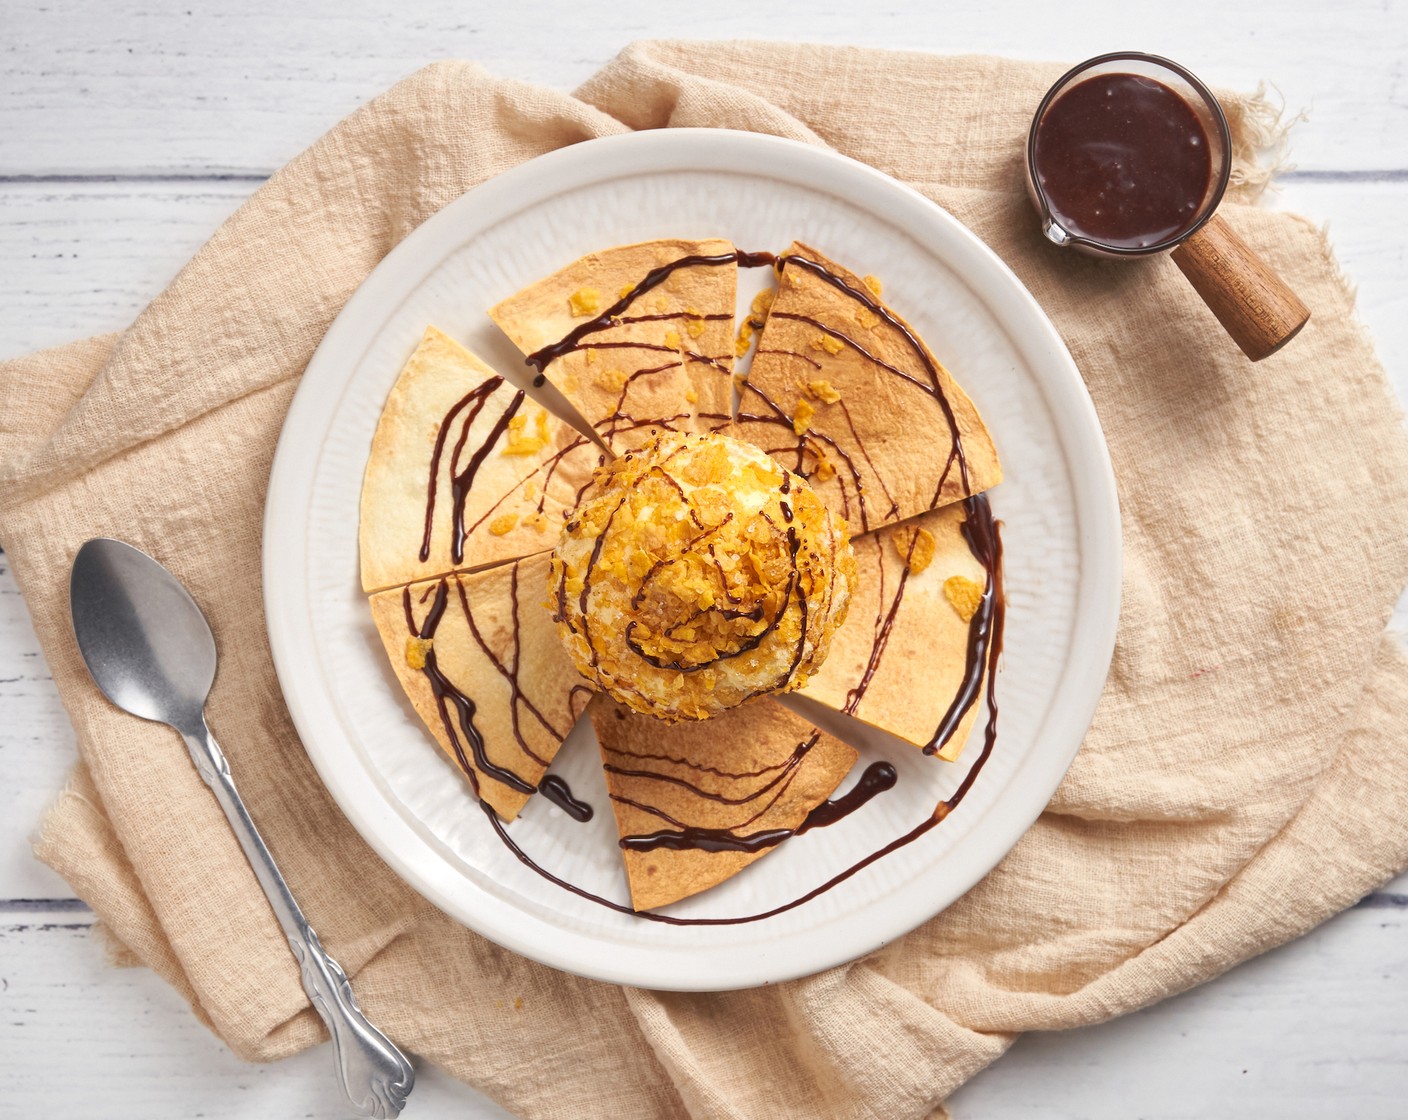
[{"left": 1026, "top": 52, "right": 1310, "bottom": 361}]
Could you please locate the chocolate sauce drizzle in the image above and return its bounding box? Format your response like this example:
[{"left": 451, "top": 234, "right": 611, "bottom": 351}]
[
  {"left": 457, "top": 565, "right": 551, "bottom": 768},
  {"left": 402, "top": 564, "right": 587, "bottom": 808},
  {"left": 404, "top": 247, "right": 1004, "bottom": 924},
  {"left": 524, "top": 251, "right": 775, "bottom": 443},
  {"left": 523, "top": 249, "right": 776, "bottom": 377},
  {"left": 737, "top": 249, "right": 990, "bottom": 760},
  {"left": 403, "top": 579, "right": 535, "bottom": 796},
  {"left": 610, "top": 735, "right": 816, "bottom": 837},
  {"left": 922, "top": 496, "right": 1003, "bottom": 754},
  {"left": 619, "top": 760, "right": 898, "bottom": 854},
  {"left": 606, "top": 491, "right": 999, "bottom": 865},
  {"left": 778, "top": 254, "right": 970, "bottom": 499},
  {"left": 419, "top": 375, "right": 526, "bottom": 566},
  {"left": 796, "top": 761, "right": 899, "bottom": 833},
  {"left": 558, "top": 460, "right": 820, "bottom": 705}
]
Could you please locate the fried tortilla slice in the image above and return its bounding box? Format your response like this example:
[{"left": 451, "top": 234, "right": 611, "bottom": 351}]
[
  {"left": 368, "top": 553, "right": 594, "bottom": 821},
  {"left": 796, "top": 504, "right": 990, "bottom": 761},
  {"left": 489, "top": 239, "right": 738, "bottom": 452},
  {"left": 359, "top": 326, "right": 603, "bottom": 593},
  {"left": 589, "top": 694, "right": 858, "bottom": 911},
  {"left": 734, "top": 241, "right": 1001, "bottom": 535}
]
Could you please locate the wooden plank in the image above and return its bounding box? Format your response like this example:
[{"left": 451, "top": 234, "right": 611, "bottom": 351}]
[
  {"left": 1, "top": 0, "right": 1405, "bottom": 177},
  {"left": 0, "top": 915, "right": 512, "bottom": 1118},
  {"left": 0, "top": 181, "right": 252, "bottom": 358},
  {"left": 0, "top": 550, "right": 79, "bottom": 901},
  {"left": 1, "top": 899, "right": 1404, "bottom": 1117},
  {"left": 950, "top": 898, "right": 1408, "bottom": 1117}
]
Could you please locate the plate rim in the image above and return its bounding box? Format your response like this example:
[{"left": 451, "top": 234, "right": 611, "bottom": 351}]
[{"left": 262, "top": 127, "right": 1122, "bottom": 990}]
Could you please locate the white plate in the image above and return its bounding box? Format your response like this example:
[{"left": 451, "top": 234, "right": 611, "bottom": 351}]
[{"left": 263, "top": 130, "right": 1120, "bottom": 991}]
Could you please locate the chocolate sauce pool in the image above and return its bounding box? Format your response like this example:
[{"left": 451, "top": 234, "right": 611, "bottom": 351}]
[{"left": 538, "top": 775, "right": 594, "bottom": 822}]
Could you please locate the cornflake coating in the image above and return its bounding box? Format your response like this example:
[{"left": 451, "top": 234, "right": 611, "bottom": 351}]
[{"left": 548, "top": 432, "right": 857, "bottom": 722}]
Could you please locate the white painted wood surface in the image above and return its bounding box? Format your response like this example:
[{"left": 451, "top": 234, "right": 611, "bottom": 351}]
[{"left": 3, "top": 2, "right": 1407, "bottom": 1116}]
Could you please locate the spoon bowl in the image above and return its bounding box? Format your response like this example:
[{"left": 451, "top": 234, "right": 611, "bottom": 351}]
[{"left": 70, "top": 538, "right": 216, "bottom": 730}]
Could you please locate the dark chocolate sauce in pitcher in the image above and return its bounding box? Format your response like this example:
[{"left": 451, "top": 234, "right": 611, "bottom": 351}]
[{"left": 1033, "top": 72, "right": 1213, "bottom": 249}]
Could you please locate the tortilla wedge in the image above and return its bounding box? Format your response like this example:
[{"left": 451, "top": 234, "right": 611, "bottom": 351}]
[
  {"left": 589, "top": 694, "right": 858, "bottom": 911},
  {"left": 359, "top": 326, "right": 602, "bottom": 593},
  {"left": 797, "top": 503, "right": 989, "bottom": 761},
  {"left": 489, "top": 239, "right": 737, "bottom": 452},
  {"left": 368, "top": 553, "right": 594, "bottom": 821},
  {"left": 734, "top": 241, "right": 1001, "bottom": 535}
]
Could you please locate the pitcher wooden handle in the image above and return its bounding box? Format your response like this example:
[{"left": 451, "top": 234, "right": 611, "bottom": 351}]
[{"left": 1170, "top": 213, "right": 1310, "bottom": 361}]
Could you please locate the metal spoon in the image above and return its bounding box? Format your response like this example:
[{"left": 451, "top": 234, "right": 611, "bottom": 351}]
[{"left": 69, "top": 537, "right": 414, "bottom": 1119}]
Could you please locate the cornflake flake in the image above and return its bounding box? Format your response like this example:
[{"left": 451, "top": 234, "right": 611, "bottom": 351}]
[
  {"left": 943, "top": 574, "right": 985, "bottom": 621},
  {"left": 735, "top": 320, "right": 756, "bottom": 357},
  {"left": 503, "top": 410, "right": 551, "bottom": 455},
  {"left": 890, "top": 524, "right": 937, "bottom": 575},
  {"left": 568, "top": 287, "right": 602, "bottom": 317},
  {"left": 404, "top": 636, "right": 432, "bottom": 670},
  {"left": 792, "top": 398, "right": 815, "bottom": 435},
  {"left": 805, "top": 379, "right": 841, "bottom": 404},
  {"left": 595, "top": 367, "right": 629, "bottom": 392}
]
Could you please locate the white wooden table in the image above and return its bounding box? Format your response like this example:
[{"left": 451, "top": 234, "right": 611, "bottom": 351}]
[{"left": 4, "top": 3, "right": 1407, "bottom": 1116}]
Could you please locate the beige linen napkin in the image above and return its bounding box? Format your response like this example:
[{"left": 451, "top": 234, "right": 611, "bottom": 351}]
[{"left": 5, "top": 41, "right": 1408, "bottom": 1119}]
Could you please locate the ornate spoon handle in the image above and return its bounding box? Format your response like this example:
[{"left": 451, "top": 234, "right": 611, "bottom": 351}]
[{"left": 181, "top": 718, "right": 415, "bottom": 1118}]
